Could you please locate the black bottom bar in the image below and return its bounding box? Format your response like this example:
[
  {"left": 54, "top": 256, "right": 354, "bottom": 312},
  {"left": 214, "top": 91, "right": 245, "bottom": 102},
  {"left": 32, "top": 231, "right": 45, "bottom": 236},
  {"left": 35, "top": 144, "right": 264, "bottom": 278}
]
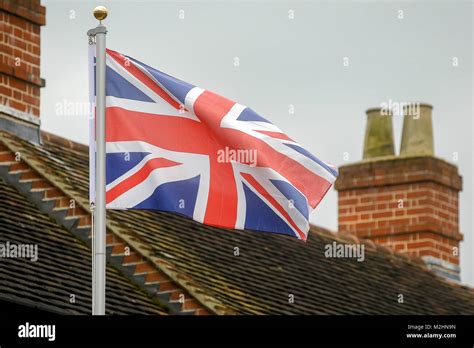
[{"left": 0, "top": 301, "right": 473, "bottom": 346}]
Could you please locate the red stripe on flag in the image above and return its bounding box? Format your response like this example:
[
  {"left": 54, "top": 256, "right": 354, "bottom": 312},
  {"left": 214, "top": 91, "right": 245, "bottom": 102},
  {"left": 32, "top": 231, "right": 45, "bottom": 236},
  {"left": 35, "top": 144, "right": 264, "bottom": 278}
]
[
  {"left": 192, "top": 90, "right": 236, "bottom": 129},
  {"left": 203, "top": 159, "right": 238, "bottom": 229},
  {"left": 192, "top": 91, "right": 239, "bottom": 228},
  {"left": 106, "top": 107, "right": 211, "bottom": 155}
]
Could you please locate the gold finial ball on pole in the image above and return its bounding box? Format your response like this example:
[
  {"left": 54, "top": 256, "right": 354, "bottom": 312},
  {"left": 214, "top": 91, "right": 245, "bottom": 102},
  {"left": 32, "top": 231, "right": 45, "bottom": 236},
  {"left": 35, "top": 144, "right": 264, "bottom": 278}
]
[{"left": 93, "top": 6, "right": 108, "bottom": 21}]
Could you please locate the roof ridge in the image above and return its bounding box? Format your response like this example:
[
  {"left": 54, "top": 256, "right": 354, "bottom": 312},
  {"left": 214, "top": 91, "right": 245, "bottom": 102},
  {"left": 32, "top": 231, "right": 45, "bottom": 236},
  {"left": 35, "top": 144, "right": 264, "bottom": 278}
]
[
  {"left": 311, "top": 225, "right": 474, "bottom": 290},
  {"left": 40, "top": 130, "right": 88, "bottom": 154},
  {"left": 0, "top": 131, "right": 235, "bottom": 315},
  {"left": 310, "top": 225, "right": 473, "bottom": 293},
  {"left": 310, "top": 224, "right": 427, "bottom": 266}
]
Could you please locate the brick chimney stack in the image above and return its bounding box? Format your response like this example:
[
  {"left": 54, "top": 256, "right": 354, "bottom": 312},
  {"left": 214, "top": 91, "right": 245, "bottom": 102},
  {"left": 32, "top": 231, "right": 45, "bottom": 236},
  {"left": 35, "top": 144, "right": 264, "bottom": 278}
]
[
  {"left": 0, "top": 0, "right": 45, "bottom": 143},
  {"left": 336, "top": 104, "right": 463, "bottom": 281}
]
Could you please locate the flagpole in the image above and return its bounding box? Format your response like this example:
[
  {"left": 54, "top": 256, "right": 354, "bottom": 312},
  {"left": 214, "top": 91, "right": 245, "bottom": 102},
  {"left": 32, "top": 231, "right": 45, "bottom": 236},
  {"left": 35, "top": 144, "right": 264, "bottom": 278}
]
[{"left": 87, "top": 6, "right": 108, "bottom": 316}]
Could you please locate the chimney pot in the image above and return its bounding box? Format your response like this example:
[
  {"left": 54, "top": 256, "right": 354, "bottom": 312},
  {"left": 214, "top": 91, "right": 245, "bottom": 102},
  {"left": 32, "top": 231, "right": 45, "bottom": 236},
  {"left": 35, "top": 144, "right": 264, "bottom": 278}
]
[
  {"left": 400, "top": 103, "right": 434, "bottom": 156},
  {"left": 363, "top": 108, "right": 395, "bottom": 159}
]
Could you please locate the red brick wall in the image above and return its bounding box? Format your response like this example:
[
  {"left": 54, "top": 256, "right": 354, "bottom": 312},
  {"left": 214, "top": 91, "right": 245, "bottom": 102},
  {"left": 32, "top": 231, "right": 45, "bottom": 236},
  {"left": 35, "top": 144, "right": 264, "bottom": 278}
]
[
  {"left": 335, "top": 156, "right": 462, "bottom": 265},
  {"left": 0, "top": 0, "right": 45, "bottom": 117}
]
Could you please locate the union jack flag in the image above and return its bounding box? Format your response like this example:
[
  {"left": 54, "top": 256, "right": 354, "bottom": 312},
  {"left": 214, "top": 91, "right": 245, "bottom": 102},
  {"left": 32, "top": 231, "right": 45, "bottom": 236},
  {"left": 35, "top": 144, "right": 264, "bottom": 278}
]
[{"left": 90, "top": 49, "right": 337, "bottom": 241}]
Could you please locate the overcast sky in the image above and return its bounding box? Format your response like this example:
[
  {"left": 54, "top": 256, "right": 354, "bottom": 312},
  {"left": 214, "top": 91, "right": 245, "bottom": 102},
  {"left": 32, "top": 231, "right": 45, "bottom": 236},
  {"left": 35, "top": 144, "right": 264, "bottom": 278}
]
[{"left": 40, "top": 0, "right": 473, "bottom": 285}]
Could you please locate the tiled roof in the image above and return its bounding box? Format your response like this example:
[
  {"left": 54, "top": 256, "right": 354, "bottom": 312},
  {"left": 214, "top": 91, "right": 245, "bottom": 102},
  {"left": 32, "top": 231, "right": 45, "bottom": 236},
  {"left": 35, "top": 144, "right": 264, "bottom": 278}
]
[
  {"left": 1, "top": 130, "right": 474, "bottom": 314},
  {"left": 0, "top": 176, "right": 166, "bottom": 315}
]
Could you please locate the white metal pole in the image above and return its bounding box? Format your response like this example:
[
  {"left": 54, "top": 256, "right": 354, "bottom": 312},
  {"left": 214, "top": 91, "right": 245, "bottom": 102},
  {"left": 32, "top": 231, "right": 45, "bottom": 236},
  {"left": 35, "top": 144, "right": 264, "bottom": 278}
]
[{"left": 88, "top": 6, "right": 108, "bottom": 316}]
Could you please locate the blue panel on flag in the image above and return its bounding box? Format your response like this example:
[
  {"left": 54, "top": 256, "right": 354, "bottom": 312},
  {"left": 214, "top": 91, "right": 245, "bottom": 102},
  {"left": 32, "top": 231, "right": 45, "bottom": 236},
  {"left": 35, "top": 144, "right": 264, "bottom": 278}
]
[
  {"left": 270, "top": 179, "right": 309, "bottom": 219},
  {"left": 133, "top": 175, "right": 200, "bottom": 218},
  {"left": 237, "top": 107, "right": 271, "bottom": 123},
  {"left": 242, "top": 183, "right": 295, "bottom": 237},
  {"left": 106, "top": 152, "right": 151, "bottom": 185},
  {"left": 127, "top": 56, "right": 194, "bottom": 105},
  {"left": 106, "top": 66, "right": 154, "bottom": 102}
]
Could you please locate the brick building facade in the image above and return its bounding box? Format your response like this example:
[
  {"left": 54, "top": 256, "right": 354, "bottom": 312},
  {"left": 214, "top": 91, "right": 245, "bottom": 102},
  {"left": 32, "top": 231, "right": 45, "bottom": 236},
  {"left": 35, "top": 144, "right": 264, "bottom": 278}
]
[{"left": 0, "top": 0, "right": 44, "bottom": 143}]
